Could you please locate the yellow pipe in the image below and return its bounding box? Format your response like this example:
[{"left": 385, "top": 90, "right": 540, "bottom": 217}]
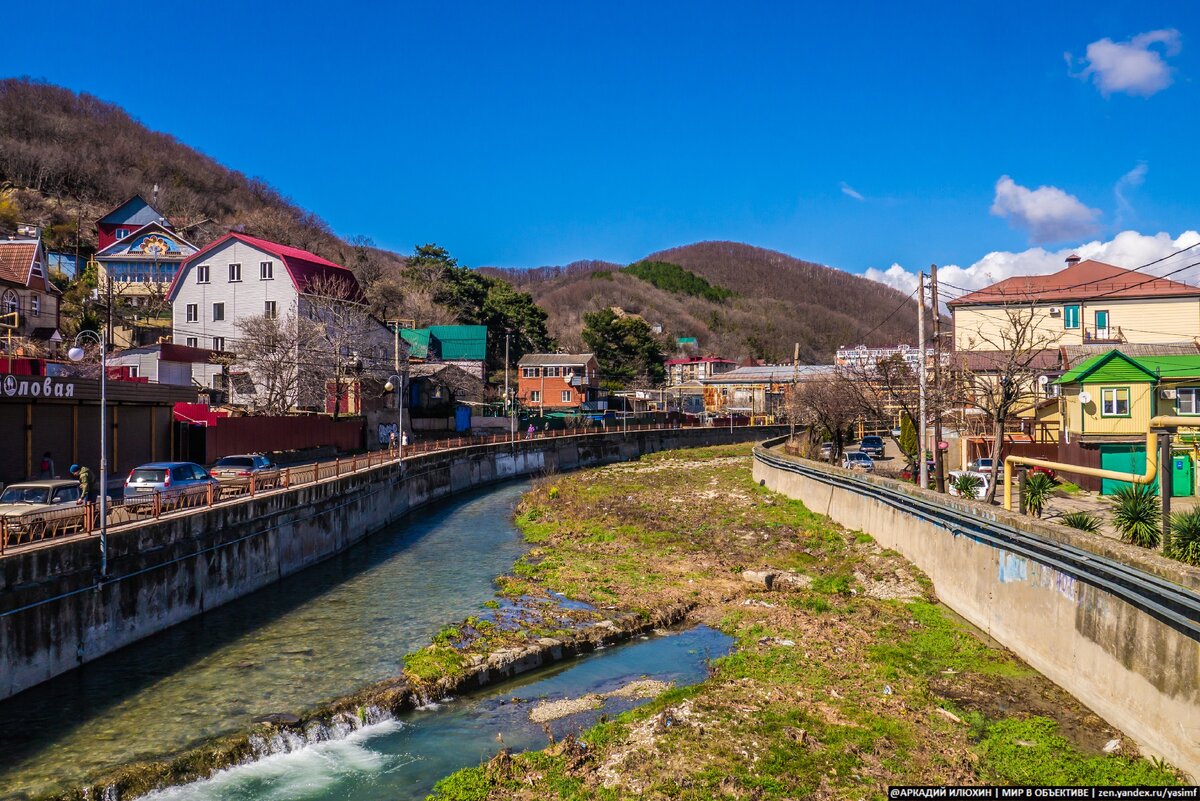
[{"left": 1002, "top": 416, "right": 1197, "bottom": 511}]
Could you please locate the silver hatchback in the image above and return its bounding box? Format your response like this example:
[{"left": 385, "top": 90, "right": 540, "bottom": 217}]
[{"left": 123, "top": 461, "right": 218, "bottom": 510}]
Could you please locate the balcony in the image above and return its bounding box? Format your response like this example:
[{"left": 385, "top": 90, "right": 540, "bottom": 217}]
[{"left": 1083, "top": 325, "right": 1124, "bottom": 344}]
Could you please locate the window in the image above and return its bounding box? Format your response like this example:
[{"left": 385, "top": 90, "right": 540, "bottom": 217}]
[
  {"left": 264, "top": 300, "right": 277, "bottom": 319},
  {"left": 561, "top": 390, "right": 572, "bottom": 403},
  {"left": 1063, "top": 304, "right": 1080, "bottom": 329},
  {"left": 196, "top": 264, "right": 210, "bottom": 284},
  {"left": 1178, "top": 387, "right": 1200, "bottom": 415},
  {"left": 228, "top": 263, "right": 242, "bottom": 282},
  {"left": 212, "top": 302, "right": 225, "bottom": 321},
  {"left": 522, "top": 367, "right": 538, "bottom": 378},
  {"left": 530, "top": 390, "right": 541, "bottom": 402},
  {"left": 31, "top": 296, "right": 39, "bottom": 317},
  {"left": 186, "top": 336, "right": 198, "bottom": 348},
  {"left": 212, "top": 336, "right": 226, "bottom": 352},
  {"left": 127, "top": 365, "right": 140, "bottom": 378},
  {"left": 31, "top": 261, "right": 43, "bottom": 279},
  {"left": 186, "top": 303, "right": 198, "bottom": 323},
  {"left": 260, "top": 261, "right": 274, "bottom": 280},
  {"left": 115, "top": 228, "right": 129, "bottom": 240},
  {"left": 1101, "top": 387, "right": 1131, "bottom": 417},
  {"left": 2, "top": 289, "right": 16, "bottom": 315}
]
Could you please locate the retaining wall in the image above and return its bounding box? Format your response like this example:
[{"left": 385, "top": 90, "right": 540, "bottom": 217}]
[
  {"left": 753, "top": 441, "right": 1200, "bottom": 779},
  {"left": 0, "top": 426, "right": 784, "bottom": 701}
]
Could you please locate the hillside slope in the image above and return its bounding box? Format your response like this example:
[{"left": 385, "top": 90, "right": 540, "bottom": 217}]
[{"left": 497, "top": 243, "right": 925, "bottom": 363}]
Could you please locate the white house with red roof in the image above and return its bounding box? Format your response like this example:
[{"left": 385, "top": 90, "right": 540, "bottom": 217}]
[
  {"left": 0, "top": 233, "right": 63, "bottom": 357},
  {"left": 949, "top": 254, "right": 1200, "bottom": 351}
]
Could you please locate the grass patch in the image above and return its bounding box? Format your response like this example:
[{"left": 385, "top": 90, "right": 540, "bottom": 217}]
[{"left": 403, "top": 644, "right": 465, "bottom": 684}]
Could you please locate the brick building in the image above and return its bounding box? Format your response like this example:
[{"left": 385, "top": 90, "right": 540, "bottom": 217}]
[{"left": 516, "top": 353, "right": 603, "bottom": 412}]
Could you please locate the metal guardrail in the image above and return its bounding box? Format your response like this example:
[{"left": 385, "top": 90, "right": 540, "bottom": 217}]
[
  {"left": 753, "top": 438, "right": 1200, "bottom": 642},
  {"left": 0, "top": 422, "right": 774, "bottom": 556}
]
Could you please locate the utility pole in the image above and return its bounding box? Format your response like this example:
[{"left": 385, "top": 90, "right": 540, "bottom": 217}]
[
  {"left": 918, "top": 273, "right": 928, "bottom": 490},
  {"left": 790, "top": 342, "right": 799, "bottom": 444},
  {"left": 505, "top": 331, "right": 513, "bottom": 445},
  {"left": 930, "top": 264, "right": 945, "bottom": 493}
]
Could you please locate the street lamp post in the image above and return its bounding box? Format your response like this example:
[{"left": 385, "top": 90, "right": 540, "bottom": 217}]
[
  {"left": 385, "top": 374, "right": 404, "bottom": 459},
  {"left": 68, "top": 330, "right": 107, "bottom": 581}
]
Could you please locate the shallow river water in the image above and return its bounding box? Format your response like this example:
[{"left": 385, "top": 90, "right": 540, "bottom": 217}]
[{"left": 0, "top": 482, "right": 533, "bottom": 799}]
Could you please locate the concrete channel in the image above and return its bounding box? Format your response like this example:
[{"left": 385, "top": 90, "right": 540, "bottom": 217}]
[
  {"left": 753, "top": 436, "right": 1200, "bottom": 780},
  {"left": 0, "top": 425, "right": 786, "bottom": 701}
]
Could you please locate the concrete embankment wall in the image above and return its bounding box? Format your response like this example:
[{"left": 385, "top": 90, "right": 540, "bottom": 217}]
[
  {"left": 753, "top": 442, "right": 1200, "bottom": 779},
  {"left": 0, "top": 426, "right": 784, "bottom": 701}
]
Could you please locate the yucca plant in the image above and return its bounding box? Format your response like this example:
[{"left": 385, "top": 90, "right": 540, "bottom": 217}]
[
  {"left": 1168, "top": 507, "right": 1200, "bottom": 565},
  {"left": 1022, "top": 473, "right": 1056, "bottom": 518},
  {"left": 1059, "top": 510, "right": 1102, "bottom": 534},
  {"left": 1110, "top": 484, "right": 1161, "bottom": 548},
  {"left": 950, "top": 472, "right": 983, "bottom": 499}
]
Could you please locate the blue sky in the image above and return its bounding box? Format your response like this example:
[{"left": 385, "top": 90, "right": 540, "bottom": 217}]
[{"left": 3, "top": 1, "right": 1198, "bottom": 282}]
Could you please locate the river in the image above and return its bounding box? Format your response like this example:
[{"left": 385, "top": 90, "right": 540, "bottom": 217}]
[{"left": 0, "top": 482, "right": 533, "bottom": 799}]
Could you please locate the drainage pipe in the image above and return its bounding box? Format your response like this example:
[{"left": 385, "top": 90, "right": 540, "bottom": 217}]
[{"left": 1002, "top": 416, "right": 1197, "bottom": 511}]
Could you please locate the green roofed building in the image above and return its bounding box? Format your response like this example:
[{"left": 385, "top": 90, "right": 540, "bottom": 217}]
[
  {"left": 401, "top": 324, "right": 488, "bottom": 379},
  {"left": 1055, "top": 349, "right": 1200, "bottom": 496}
]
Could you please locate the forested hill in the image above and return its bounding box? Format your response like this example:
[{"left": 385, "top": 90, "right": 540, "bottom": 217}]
[{"left": 487, "top": 242, "right": 925, "bottom": 363}]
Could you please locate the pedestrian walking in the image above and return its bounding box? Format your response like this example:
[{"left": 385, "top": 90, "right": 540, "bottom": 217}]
[
  {"left": 38, "top": 451, "right": 55, "bottom": 479},
  {"left": 401, "top": 431, "right": 409, "bottom": 448},
  {"left": 389, "top": 430, "right": 398, "bottom": 454},
  {"left": 527, "top": 423, "right": 536, "bottom": 439}
]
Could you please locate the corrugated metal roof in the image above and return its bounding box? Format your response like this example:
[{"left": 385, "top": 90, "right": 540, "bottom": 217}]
[
  {"left": 518, "top": 353, "right": 595, "bottom": 367},
  {"left": 701, "top": 364, "right": 837, "bottom": 384},
  {"left": 400, "top": 329, "right": 432, "bottom": 359},
  {"left": 1056, "top": 350, "right": 1185, "bottom": 384},
  {"left": 428, "top": 325, "right": 487, "bottom": 361}
]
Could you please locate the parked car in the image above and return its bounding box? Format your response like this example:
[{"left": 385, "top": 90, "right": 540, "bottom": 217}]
[
  {"left": 210, "top": 454, "right": 280, "bottom": 492},
  {"left": 948, "top": 470, "right": 992, "bottom": 500},
  {"left": 841, "top": 451, "right": 875, "bottom": 472},
  {"left": 0, "top": 480, "right": 87, "bottom": 542},
  {"left": 819, "top": 441, "right": 835, "bottom": 460},
  {"left": 970, "top": 457, "right": 995, "bottom": 473},
  {"left": 859, "top": 435, "right": 886, "bottom": 458},
  {"left": 123, "top": 462, "right": 218, "bottom": 511}
]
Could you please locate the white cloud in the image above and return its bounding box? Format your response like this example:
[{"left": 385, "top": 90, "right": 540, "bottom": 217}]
[
  {"left": 1069, "top": 29, "right": 1182, "bottom": 97},
  {"left": 840, "top": 182, "right": 865, "bottom": 201},
  {"left": 865, "top": 230, "right": 1200, "bottom": 311},
  {"left": 1114, "top": 161, "right": 1148, "bottom": 224},
  {"left": 990, "top": 175, "right": 1101, "bottom": 243}
]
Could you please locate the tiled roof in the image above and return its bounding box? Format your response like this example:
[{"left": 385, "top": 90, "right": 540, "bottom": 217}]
[
  {"left": 948, "top": 259, "right": 1200, "bottom": 306},
  {"left": 518, "top": 353, "right": 595, "bottom": 367},
  {"left": 954, "top": 349, "right": 1061, "bottom": 372},
  {"left": 0, "top": 240, "right": 37, "bottom": 286},
  {"left": 1061, "top": 342, "right": 1199, "bottom": 367}
]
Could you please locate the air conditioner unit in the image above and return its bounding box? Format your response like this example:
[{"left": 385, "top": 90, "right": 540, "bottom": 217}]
[
  {"left": 1049, "top": 307, "right": 1062, "bottom": 316},
  {"left": 1161, "top": 388, "right": 1177, "bottom": 400}
]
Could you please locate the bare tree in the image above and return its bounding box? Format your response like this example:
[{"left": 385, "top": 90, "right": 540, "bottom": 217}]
[
  {"left": 228, "top": 311, "right": 322, "bottom": 415},
  {"left": 954, "top": 302, "right": 1059, "bottom": 503},
  {"left": 795, "top": 374, "right": 860, "bottom": 461},
  {"left": 302, "top": 274, "right": 400, "bottom": 419}
]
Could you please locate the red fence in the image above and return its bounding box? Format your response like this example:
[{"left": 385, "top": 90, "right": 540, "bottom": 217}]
[{"left": 203, "top": 416, "right": 365, "bottom": 462}]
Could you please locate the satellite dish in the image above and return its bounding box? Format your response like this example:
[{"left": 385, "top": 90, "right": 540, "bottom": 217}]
[
  {"left": 1038, "top": 375, "right": 1049, "bottom": 386},
  {"left": 1079, "top": 391, "right": 1092, "bottom": 405}
]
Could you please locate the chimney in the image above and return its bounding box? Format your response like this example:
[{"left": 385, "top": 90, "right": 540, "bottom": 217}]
[{"left": 1065, "top": 253, "right": 1081, "bottom": 266}]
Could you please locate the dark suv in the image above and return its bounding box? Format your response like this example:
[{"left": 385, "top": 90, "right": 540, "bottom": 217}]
[{"left": 859, "top": 435, "right": 886, "bottom": 458}]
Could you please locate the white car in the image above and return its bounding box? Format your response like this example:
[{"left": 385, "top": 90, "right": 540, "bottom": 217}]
[
  {"left": 841, "top": 451, "right": 875, "bottom": 472},
  {"left": 948, "top": 470, "right": 991, "bottom": 500}
]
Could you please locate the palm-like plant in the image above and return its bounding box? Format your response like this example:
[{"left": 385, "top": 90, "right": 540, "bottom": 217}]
[
  {"left": 1060, "top": 510, "right": 1102, "bottom": 533},
  {"left": 1022, "top": 473, "right": 1056, "bottom": 518},
  {"left": 950, "top": 472, "right": 983, "bottom": 499},
  {"left": 1111, "top": 484, "right": 1161, "bottom": 548},
  {"left": 1168, "top": 507, "right": 1200, "bottom": 565}
]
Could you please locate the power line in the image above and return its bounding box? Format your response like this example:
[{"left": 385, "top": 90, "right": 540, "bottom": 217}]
[{"left": 857, "top": 287, "right": 920, "bottom": 344}]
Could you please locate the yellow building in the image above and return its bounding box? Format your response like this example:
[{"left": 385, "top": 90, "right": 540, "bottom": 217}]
[
  {"left": 950, "top": 254, "right": 1200, "bottom": 352},
  {"left": 1055, "top": 350, "right": 1200, "bottom": 495}
]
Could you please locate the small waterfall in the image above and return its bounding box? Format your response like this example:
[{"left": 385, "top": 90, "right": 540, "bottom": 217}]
[{"left": 246, "top": 705, "right": 393, "bottom": 760}]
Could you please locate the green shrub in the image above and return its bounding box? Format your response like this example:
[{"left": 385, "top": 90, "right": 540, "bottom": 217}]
[
  {"left": 1111, "top": 484, "right": 1161, "bottom": 548},
  {"left": 620, "top": 260, "right": 735, "bottom": 302},
  {"left": 1060, "top": 511, "right": 1101, "bottom": 534},
  {"left": 1168, "top": 507, "right": 1200, "bottom": 565},
  {"left": 950, "top": 472, "right": 983, "bottom": 499},
  {"left": 1023, "top": 473, "right": 1056, "bottom": 518}
]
